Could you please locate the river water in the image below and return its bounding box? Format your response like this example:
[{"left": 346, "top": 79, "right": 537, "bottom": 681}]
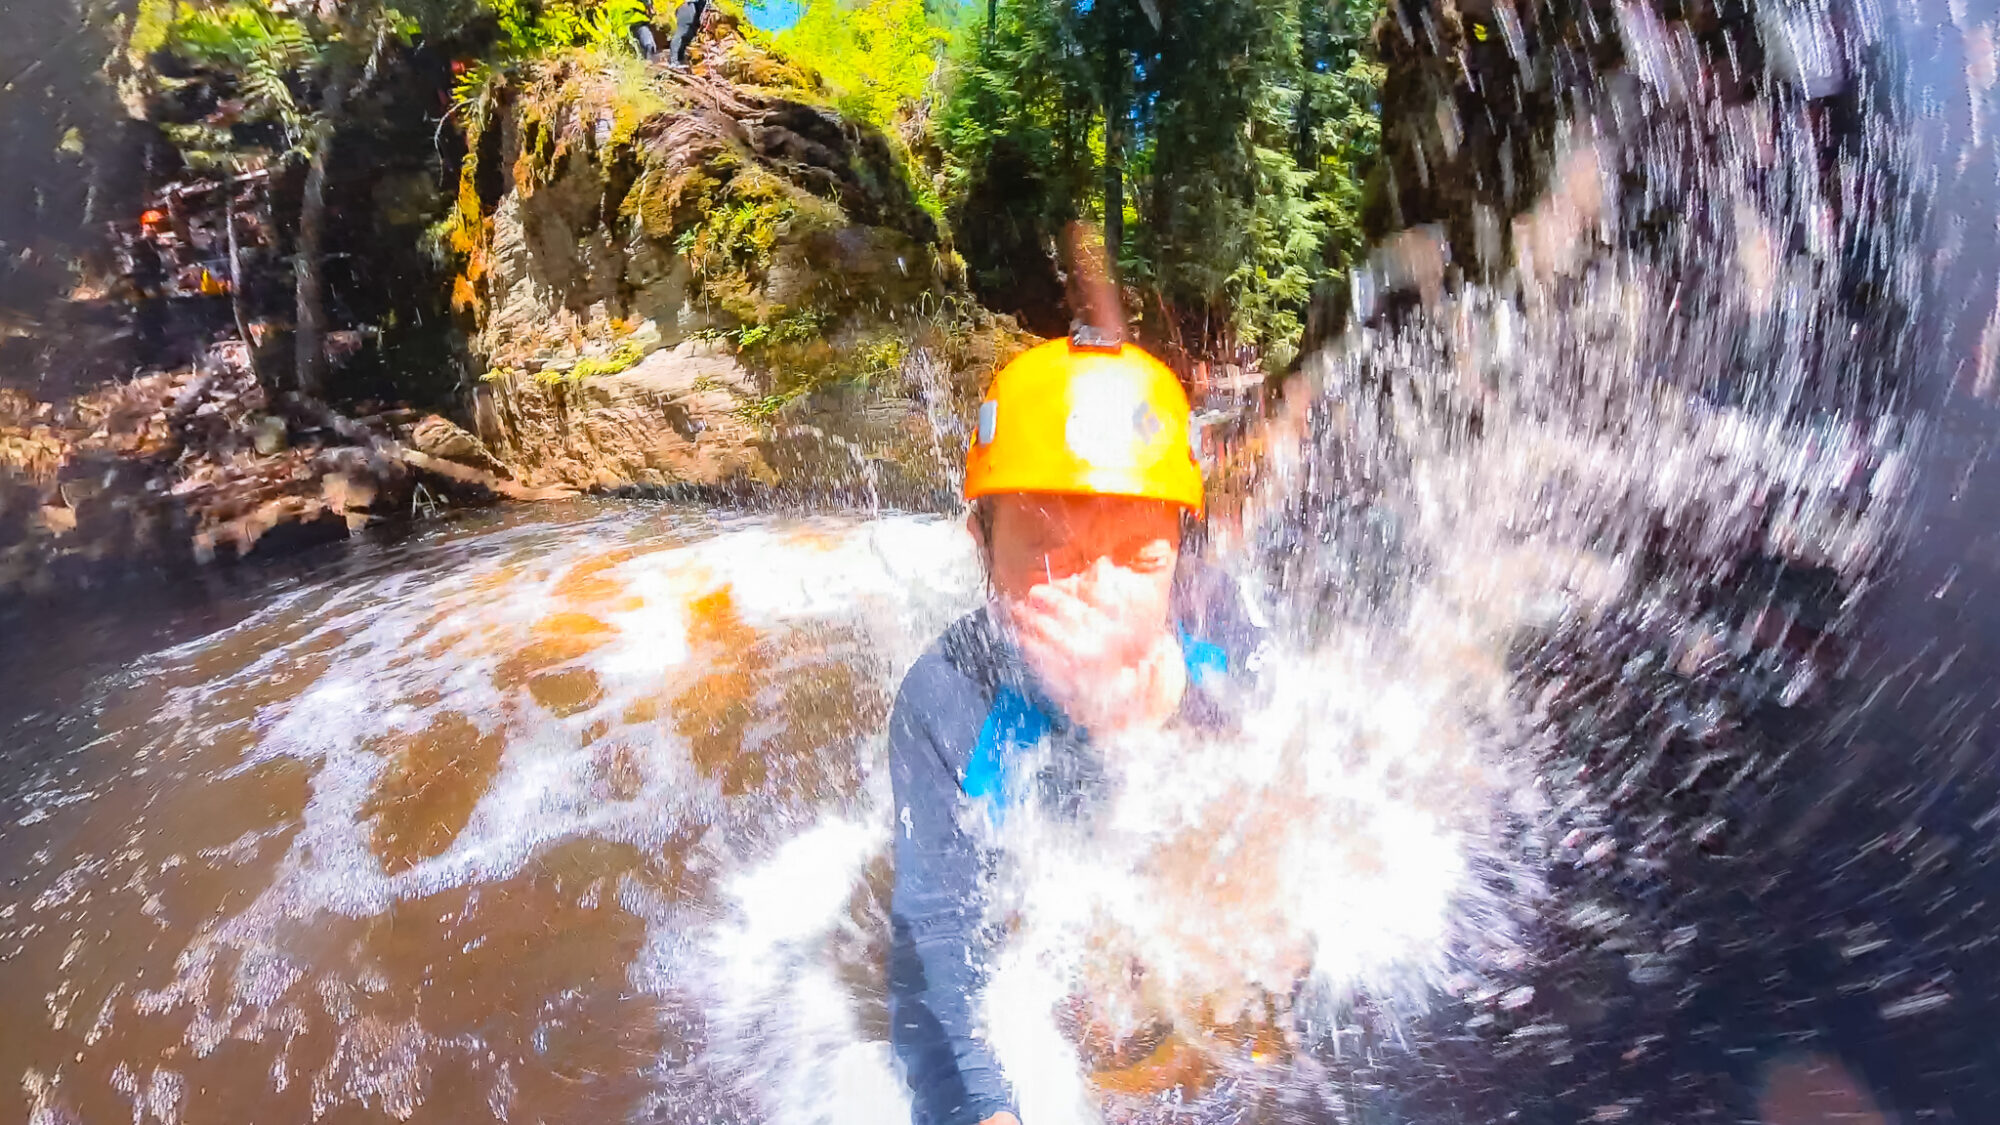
[
  {"left": 2, "top": 503, "right": 985, "bottom": 1124},
  {"left": 12, "top": 0, "right": 2000, "bottom": 1123}
]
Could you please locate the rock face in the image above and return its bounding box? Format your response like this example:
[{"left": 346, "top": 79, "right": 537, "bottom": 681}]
[
  {"left": 474, "top": 336, "right": 1013, "bottom": 508},
  {"left": 449, "top": 28, "right": 1030, "bottom": 502},
  {"left": 475, "top": 341, "right": 771, "bottom": 492}
]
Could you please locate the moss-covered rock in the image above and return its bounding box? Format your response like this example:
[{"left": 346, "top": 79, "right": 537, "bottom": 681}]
[{"left": 448, "top": 24, "right": 1030, "bottom": 502}]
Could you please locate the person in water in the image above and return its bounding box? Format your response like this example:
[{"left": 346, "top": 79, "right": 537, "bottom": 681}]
[{"left": 887, "top": 331, "right": 1265, "bottom": 1125}]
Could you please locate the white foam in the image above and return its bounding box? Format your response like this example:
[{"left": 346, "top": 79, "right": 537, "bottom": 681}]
[
  {"left": 84, "top": 512, "right": 979, "bottom": 1121},
  {"left": 683, "top": 807, "right": 914, "bottom": 1125}
]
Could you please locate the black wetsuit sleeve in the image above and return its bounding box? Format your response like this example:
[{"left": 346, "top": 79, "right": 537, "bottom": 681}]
[{"left": 887, "top": 655, "right": 1015, "bottom": 1125}]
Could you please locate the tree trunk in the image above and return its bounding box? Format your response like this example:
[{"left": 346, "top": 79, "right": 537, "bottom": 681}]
[
  {"left": 1103, "top": 86, "right": 1124, "bottom": 280},
  {"left": 224, "top": 184, "right": 263, "bottom": 387},
  {"left": 294, "top": 72, "right": 349, "bottom": 400},
  {"left": 1100, "top": 5, "right": 1127, "bottom": 288}
]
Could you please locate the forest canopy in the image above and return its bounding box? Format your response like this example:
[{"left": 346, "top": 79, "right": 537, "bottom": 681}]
[
  {"left": 128, "top": 0, "right": 1384, "bottom": 386},
  {"left": 938, "top": 0, "right": 1384, "bottom": 368},
  {"left": 771, "top": 0, "right": 1388, "bottom": 368}
]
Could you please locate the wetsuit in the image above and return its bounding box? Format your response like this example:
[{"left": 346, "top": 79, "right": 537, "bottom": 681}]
[{"left": 886, "top": 565, "right": 1266, "bottom": 1125}]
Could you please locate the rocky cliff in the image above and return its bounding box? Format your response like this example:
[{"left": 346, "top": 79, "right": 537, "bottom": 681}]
[{"left": 450, "top": 22, "right": 1032, "bottom": 504}]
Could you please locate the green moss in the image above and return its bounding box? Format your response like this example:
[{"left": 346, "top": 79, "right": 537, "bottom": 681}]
[
  {"left": 735, "top": 388, "right": 808, "bottom": 420},
  {"left": 731, "top": 327, "right": 911, "bottom": 425},
  {"left": 853, "top": 335, "right": 906, "bottom": 381},
  {"left": 128, "top": 0, "right": 174, "bottom": 62},
  {"left": 677, "top": 170, "right": 806, "bottom": 324},
  {"left": 511, "top": 48, "right": 672, "bottom": 197},
  {"left": 455, "top": 23, "right": 976, "bottom": 416},
  {"left": 733, "top": 308, "right": 826, "bottom": 349},
  {"left": 602, "top": 52, "right": 668, "bottom": 143},
  {"left": 692, "top": 172, "right": 795, "bottom": 266},
  {"left": 544, "top": 339, "right": 647, "bottom": 383}
]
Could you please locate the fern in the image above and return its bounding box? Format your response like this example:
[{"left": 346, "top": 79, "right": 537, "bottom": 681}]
[
  {"left": 241, "top": 54, "right": 301, "bottom": 130},
  {"left": 452, "top": 60, "right": 494, "bottom": 108},
  {"left": 482, "top": 0, "right": 653, "bottom": 57},
  {"left": 584, "top": 0, "right": 649, "bottom": 48},
  {"left": 168, "top": 0, "right": 320, "bottom": 140},
  {"left": 270, "top": 17, "right": 314, "bottom": 68}
]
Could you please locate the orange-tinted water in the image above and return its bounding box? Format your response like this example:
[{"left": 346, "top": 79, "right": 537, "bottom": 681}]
[{"left": 0, "top": 505, "right": 977, "bottom": 1123}]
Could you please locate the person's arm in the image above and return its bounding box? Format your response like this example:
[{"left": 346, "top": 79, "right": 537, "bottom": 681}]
[{"left": 887, "top": 670, "right": 1018, "bottom": 1125}]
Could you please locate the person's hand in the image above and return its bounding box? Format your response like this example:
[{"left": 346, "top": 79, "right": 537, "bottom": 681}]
[
  {"left": 1004, "top": 562, "right": 1186, "bottom": 735},
  {"left": 979, "top": 1114, "right": 1022, "bottom": 1125}
]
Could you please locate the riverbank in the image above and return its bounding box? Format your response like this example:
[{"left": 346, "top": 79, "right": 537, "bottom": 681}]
[{"left": 0, "top": 341, "right": 583, "bottom": 598}]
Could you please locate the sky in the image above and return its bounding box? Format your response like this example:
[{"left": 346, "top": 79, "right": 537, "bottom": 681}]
[{"left": 742, "top": 0, "right": 804, "bottom": 32}]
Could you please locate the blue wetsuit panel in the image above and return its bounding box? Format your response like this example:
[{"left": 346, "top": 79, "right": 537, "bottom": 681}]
[
  {"left": 961, "top": 684, "right": 1048, "bottom": 807},
  {"left": 962, "top": 634, "right": 1232, "bottom": 812}
]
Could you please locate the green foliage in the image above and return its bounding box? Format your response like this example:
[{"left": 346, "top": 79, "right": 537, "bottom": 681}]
[
  {"left": 1297, "top": 0, "right": 1386, "bottom": 271},
  {"left": 768, "top": 0, "right": 949, "bottom": 128},
  {"left": 700, "top": 192, "right": 794, "bottom": 271},
  {"left": 582, "top": 0, "right": 650, "bottom": 46},
  {"left": 453, "top": 60, "right": 496, "bottom": 108},
  {"left": 851, "top": 333, "right": 906, "bottom": 380},
  {"left": 1133, "top": 0, "right": 1333, "bottom": 365},
  {"left": 546, "top": 339, "right": 646, "bottom": 381},
  {"left": 939, "top": 0, "right": 1385, "bottom": 367},
  {"left": 736, "top": 388, "right": 807, "bottom": 420},
  {"left": 169, "top": 0, "right": 324, "bottom": 142},
  {"left": 672, "top": 170, "right": 809, "bottom": 322},
  {"left": 484, "top": 0, "right": 652, "bottom": 57},
  {"left": 934, "top": 0, "right": 1108, "bottom": 320},
  {"left": 129, "top": 0, "right": 177, "bottom": 62},
  {"left": 160, "top": 122, "right": 251, "bottom": 171},
  {"left": 730, "top": 328, "right": 905, "bottom": 420},
  {"left": 161, "top": 0, "right": 431, "bottom": 156},
  {"left": 693, "top": 309, "right": 827, "bottom": 353}
]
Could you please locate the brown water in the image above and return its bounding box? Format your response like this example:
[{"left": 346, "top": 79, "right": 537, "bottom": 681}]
[{"left": 0, "top": 502, "right": 979, "bottom": 1124}]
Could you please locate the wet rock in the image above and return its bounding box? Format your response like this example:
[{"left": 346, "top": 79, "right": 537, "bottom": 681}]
[
  {"left": 475, "top": 341, "right": 775, "bottom": 492},
  {"left": 450, "top": 32, "right": 1033, "bottom": 504},
  {"left": 405, "top": 414, "right": 503, "bottom": 473}
]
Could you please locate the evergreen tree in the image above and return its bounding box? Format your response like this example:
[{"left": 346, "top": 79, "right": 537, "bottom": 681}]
[
  {"left": 940, "top": 0, "right": 1383, "bottom": 367},
  {"left": 936, "top": 0, "right": 1096, "bottom": 333},
  {"left": 771, "top": 0, "right": 950, "bottom": 129}
]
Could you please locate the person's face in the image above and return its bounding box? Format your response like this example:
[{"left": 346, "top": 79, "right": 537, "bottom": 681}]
[{"left": 976, "top": 493, "right": 1183, "bottom": 696}]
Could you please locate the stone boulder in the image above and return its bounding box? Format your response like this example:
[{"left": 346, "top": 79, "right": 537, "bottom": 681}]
[
  {"left": 448, "top": 30, "right": 1032, "bottom": 503},
  {"left": 474, "top": 341, "right": 773, "bottom": 493}
]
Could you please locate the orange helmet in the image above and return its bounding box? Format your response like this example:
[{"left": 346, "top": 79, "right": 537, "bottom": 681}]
[{"left": 964, "top": 334, "right": 1204, "bottom": 514}]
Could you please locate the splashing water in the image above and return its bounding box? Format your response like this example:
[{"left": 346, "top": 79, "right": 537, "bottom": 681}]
[
  {"left": 943, "top": 0, "right": 1936, "bottom": 1117},
  {"left": 7, "top": 0, "right": 2000, "bottom": 1119},
  {"left": 0, "top": 507, "right": 985, "bottom": 1123}
]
